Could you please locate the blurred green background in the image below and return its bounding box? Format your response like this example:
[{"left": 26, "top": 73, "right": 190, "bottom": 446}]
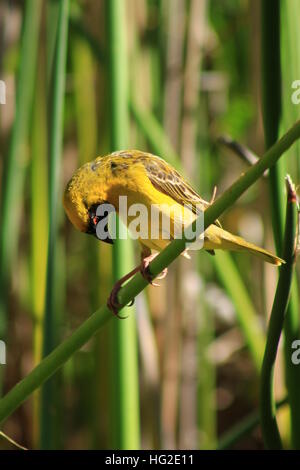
[{"left": 0, "top": 0, "right": 299, "bottom": 450}]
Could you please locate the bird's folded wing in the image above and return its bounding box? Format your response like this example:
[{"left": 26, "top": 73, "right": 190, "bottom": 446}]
[{"left": 141, "top": 154, "right": 222, "bottom": 228}]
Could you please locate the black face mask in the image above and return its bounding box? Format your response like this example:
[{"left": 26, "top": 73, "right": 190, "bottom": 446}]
[{"left": 86, "top": 203, "right": 114, "bottom": 244}]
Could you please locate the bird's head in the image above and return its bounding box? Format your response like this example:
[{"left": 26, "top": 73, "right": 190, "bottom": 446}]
[{"left": 63, "top": 157, "right": 114, "bottom": 244}]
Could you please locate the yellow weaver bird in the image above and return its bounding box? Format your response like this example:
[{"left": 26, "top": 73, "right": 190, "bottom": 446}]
[{"left": 63, "top": 150, "right": 283, "bottom": 315}]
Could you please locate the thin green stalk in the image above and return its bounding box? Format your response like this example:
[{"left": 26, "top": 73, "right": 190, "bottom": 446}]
[
  {"left": 40, "top": 0, "right": 69, "bottom": 449},
  {"left": 260, "top": 176, "right": 298, "bottom": 450},
  {"left": 31, "top": 63, "right": 48, "bottom": 380},
  {"left": 30, "top": 56, "right": 48, "bottom": 448},
  {"left": 261, "top": 1, "right": 300, "bottom": 448},
  {"left": 108, "top": 0, "right": 140, "bottom": 450},
  {"left": 0, "top": 0, "right": 42, "bottom": 338},
  {"left": 283, "top": 278, "right": 300, "bottom": 449},
  {"left": 280, "top": 0, "right": 300, "bottom": 179},
  {"left": 280, "top": 0, "right": 300, "bottom": 449},
  {"left": 46, "top": 0, "right": 60, "bottom": 88},
  {"left": 0, "top": 119, "right": 300, "bottom": 426},
  {"left": 71, "top": 36, "right": 97, "bottom": 162},
  {"left": 261, "top": 0, "right": 285, "bottom": 251}
]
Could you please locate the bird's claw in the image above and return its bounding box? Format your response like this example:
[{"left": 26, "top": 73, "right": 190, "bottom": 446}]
[
  {"left": 107, "top": 292, "right": 125, "bottom": 319},
  {"left": 107, "top": 285, "right": 134, "bottom": 319}
]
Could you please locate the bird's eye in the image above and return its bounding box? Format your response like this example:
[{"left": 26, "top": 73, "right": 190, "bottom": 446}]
[
  {"left": 110, "top": 161, "right": 117, "bottom": 170},
  {"left": 86, "top": 204, "right": 100, "bottom": 234},
  {"left": 86, "top": 203, "right": 114, "bottom": 245}
]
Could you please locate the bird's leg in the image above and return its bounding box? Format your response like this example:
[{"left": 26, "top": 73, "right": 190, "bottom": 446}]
[{"left": 107, "top": 251, "right": 168, "bottom": 318}]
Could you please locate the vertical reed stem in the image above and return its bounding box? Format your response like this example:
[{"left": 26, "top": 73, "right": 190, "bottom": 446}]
[
  {"left": 260, "top": 177, "right": 297, "bottom": 449},
  {"left": 261, "top": 0, "right": 300, "bottom": 448},
  {"left": 40, "top": 0, "right": 69, "bottom": 449},
  {"left": 108, "top": 0, "right": 140, "bottom": 449}
]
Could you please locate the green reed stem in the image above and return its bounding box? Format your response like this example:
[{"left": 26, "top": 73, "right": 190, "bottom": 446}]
[
  {"left": 260, "top": 177, "right": 298, "bottom": 450},
  {"left": 30, "top": 56, "right": 48, "bottom": 448},
  {"left": 261, "top": 0, "right": 285, "bottom": 250},
  {"left": 108, "top": 0, "right": 140, "bottom": 450},
  {"left": 279, "top": 0, "right": 300, "bottom": 449},
  {"left": 40, "top": 0, "right": 69, "bottom": 449},
  {"left": 261, "top": 1, "right": 300, "bottom": 448}
]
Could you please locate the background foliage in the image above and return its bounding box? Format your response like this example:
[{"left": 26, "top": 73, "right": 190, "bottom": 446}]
[{"left": 0, "top": 0, "right": 299, "bottom": 450}]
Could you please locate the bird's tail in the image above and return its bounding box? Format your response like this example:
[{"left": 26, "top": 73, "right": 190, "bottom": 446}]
[
  {"left": 226, "top": 237, "right": 284, "bottom": 265},
  {"left": 205, "top": 226, "right": 284, "bottom": 266}
]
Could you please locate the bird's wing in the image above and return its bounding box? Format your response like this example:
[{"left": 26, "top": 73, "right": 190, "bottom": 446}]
[{"left": 140, "top": 154, "right": 221, "bottom": 227}]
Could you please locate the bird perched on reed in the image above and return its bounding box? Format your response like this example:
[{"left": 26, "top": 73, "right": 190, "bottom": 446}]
[{"left": 63, "top": 150, "right": 283, "bottom": 316}]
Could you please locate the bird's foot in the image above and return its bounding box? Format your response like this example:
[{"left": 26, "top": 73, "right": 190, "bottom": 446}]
[
  {"left": 107, "top": 283, "right": 127, "bottom": 319},
  {"left": 106, "top": 255, "right": 168, "bottom": 318},
  {"left": 106, "top": 267, "right": 138, "bottom": 318},
  {"left": 140, "top": 253, "right": 168, "bottom": 286}
]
